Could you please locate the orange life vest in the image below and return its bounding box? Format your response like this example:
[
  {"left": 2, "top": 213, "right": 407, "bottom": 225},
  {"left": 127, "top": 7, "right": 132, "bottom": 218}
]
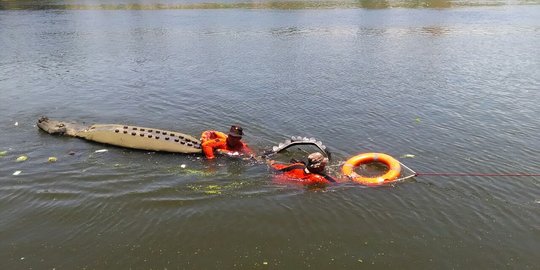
[
  {"left": 200, "top": 130, "right": 252, "bottom": 159},
  {"left": 271, "top": 163, "right": 335, "bottom": 186}
]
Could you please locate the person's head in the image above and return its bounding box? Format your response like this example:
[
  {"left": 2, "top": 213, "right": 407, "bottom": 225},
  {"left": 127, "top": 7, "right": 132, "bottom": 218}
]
[
  {"left": 306, "top": 152, "right": 329, "bottom": 174},
  {"left": 226, "top": 125, "right": 244, "bottom": 146}
]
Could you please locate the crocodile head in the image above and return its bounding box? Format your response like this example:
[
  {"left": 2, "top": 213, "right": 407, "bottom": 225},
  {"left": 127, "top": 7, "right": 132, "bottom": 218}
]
[
  {"left": 37, "top": 117, "right": 68, "bottom": 134},
  {"left": 37, "top": 116, "right": 88, "bottom": 137}
]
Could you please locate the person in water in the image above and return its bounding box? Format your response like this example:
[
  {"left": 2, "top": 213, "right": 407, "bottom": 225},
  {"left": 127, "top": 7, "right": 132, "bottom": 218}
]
[
  {"left": 269, "top": 152, "right": 337, "bottom": 185},
  {"left": 200, "top": 125, "right": 253, "bottom": 159}
]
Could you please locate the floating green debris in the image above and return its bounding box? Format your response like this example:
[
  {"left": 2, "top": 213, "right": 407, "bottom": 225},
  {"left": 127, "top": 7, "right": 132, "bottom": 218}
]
[
  {"left": 185, "top": 169, "right": 212, "bottom": 176},
  {"left": 415, "top": 118, "right": 421, "bottom": 123},
  {"left": 187, "top": 182, "right": 250, "bottom": 195},
  {"left": 48, "top": 157, "right": 58, "bottom": 162},
  {"left": 204, "top": 185, "right": 222, "bottom": 194},
  {"left": 188, "top": 184, "right": 222, "bottom": 195},
  {"left": 16, "top": 155, "right": 28, "bottom": 162},
  {"left": 223, "top": 181, "right": 248, "bottom": 190},
  {"left": 0, "top": 151, "right": 7, "bottom": 157}
]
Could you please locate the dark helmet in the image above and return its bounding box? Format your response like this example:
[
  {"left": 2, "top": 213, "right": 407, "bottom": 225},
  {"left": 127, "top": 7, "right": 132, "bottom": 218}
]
[{"left": 228, "top": 125, "right": 244, "bottom": 137}]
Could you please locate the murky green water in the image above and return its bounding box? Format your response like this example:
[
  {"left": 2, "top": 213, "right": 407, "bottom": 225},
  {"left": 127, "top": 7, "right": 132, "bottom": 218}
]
[{"left": 1, "top": 1, "right": 539, "bottom": 269}]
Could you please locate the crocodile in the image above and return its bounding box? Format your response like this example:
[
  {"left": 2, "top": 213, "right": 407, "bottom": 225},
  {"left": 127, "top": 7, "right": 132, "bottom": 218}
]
[{"left": 37, "top": 116, "right": 202, "bottom": 154}]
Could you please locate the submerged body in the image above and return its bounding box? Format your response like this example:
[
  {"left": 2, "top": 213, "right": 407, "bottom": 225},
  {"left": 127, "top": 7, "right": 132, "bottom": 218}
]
[
  {"left": 269, "top": 152, "right": 337, "bottom": 186},
  {"left": 37, "top": 117, "right": 202, "bottom": 153},
  {"left": 271, "top": 162, "right": 336, "bottom": 186}
]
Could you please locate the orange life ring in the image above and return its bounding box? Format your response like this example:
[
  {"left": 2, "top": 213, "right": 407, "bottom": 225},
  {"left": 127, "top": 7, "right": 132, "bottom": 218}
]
[{"left": 341, "top": 153, "right": 401, "bottom": 186}]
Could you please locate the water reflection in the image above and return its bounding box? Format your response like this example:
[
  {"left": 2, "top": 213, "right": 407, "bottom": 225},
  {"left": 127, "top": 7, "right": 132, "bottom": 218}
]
[
  {"left": 270, "top": 27, "right": 308, "bottom": 37},
  {"left": 419, "top": 26, "right": 452, "bottom": 36},
  {"left": 1, "top": 0, "right": 537, "bottom": 10},
  {"left": 356, "top": 0, "right": 453, "bottom": 8},
  {"left": 356, "top": 0, "right": 391, "bottom": 9},
  {"left": 356, "top": 27, "right": 387, "bottom": 37}
]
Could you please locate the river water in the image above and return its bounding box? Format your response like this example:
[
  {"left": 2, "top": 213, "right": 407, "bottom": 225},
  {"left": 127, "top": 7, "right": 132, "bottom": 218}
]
[{"left": 1, "top": 1, "right": 539, "bottom": 269}]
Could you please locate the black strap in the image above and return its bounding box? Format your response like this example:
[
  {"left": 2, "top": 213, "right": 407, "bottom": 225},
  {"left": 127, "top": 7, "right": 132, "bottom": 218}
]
[{"left": 321, "top": 174, "right": 337, "bottom": 183}]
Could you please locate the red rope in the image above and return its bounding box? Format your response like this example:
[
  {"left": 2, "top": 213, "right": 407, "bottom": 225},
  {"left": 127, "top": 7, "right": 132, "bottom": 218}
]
[{"left": 415, "top": 172, "right": 540, "bottom": 177}]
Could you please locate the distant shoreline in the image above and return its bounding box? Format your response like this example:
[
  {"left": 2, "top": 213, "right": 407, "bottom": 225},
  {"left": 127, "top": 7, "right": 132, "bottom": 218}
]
[{"left": 2, "top": 1, "right": 540, "bottom": 11}]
